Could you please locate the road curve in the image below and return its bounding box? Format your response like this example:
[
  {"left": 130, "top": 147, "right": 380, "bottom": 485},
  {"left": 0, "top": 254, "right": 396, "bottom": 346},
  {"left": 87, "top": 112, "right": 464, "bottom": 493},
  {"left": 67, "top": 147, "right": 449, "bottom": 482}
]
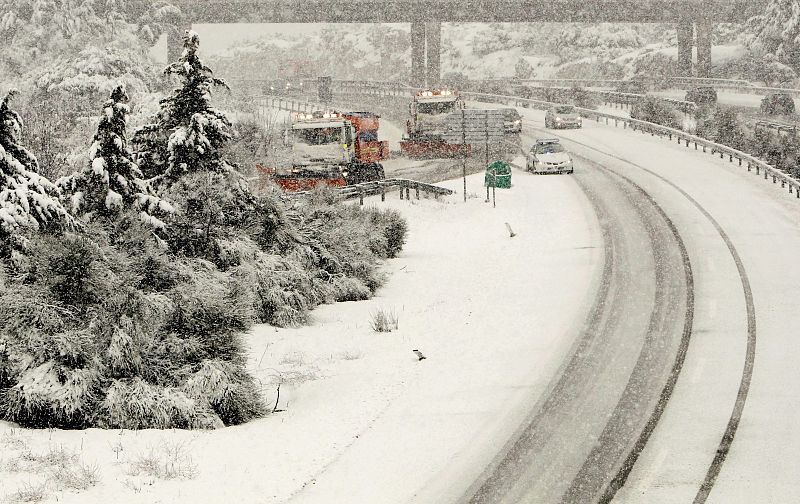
[{"left": 461, "top": 158, "right": 693, "bottom": 504}]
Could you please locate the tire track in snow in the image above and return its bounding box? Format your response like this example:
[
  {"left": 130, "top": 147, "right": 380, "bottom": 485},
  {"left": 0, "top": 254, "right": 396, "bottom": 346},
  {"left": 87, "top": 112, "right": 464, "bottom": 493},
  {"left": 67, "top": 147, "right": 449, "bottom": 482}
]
[
  {"left": 528, "top": 123, "right": 756, "bottom": 504},
  {"left": 462, "top": 147, "right": 691, "bottom": 504}
]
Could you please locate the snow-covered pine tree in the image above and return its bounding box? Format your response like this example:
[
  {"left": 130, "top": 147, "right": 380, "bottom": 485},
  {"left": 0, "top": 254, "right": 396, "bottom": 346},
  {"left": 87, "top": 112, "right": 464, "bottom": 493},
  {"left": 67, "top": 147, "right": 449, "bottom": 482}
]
[
  {"left": 747, "top": 0, "right": 800, "bottom": 70},
  {"left": 58, "top": 84, "right": 172, "bottom": 229},
  {"left": 134, "top": 29, "right": 233, "bottom": 182},
  {"left": 133, "top": 30, "right": 258, "bottom": 265},
  {"left": 0, "top": 90, "right": 73, "bottom": 251}
]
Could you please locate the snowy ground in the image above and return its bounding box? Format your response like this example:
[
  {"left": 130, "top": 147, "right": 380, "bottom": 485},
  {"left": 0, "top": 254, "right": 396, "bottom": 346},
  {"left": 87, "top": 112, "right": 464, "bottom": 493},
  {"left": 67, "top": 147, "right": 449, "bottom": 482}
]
[{"left": 0, "top": 164, "right": 602, "bottom": 503}]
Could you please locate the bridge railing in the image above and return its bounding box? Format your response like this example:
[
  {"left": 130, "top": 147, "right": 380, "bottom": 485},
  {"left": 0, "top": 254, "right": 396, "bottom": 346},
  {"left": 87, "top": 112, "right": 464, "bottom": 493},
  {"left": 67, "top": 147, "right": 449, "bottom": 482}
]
[
  {"left": 333, "top": 82, "right": 800, "bottom": 199},
  {"left": 331, "top": 80, "right": 697, "bottom": 115},
  {"left": 668, "top": 76, "right": 800, "bottom": 98}
]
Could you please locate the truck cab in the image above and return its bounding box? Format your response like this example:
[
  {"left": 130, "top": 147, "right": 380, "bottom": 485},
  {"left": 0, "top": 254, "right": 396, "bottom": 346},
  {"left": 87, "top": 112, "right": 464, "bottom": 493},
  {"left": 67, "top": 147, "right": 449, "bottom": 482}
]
[
  {"left": 408, "top": 89, "right": 464, "bottom": 139},
  {"left": 288, "top": 112, "right": 355, "bottom": 167}
]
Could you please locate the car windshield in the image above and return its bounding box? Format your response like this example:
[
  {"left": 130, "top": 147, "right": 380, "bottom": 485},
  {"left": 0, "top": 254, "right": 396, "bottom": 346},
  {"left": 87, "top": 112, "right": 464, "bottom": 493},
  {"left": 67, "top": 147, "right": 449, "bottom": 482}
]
[
  {"left": 535, "top": 143, "right": 565, "bottom": 154},
  {"left": 502, "top": 109, "right": 520, "bottom": 119},
  {"left": 555, "top": 106, "right": 575, "bottom": 114},
  {"left": 417, "top": 101, "right": 456, "bottom": 115}
]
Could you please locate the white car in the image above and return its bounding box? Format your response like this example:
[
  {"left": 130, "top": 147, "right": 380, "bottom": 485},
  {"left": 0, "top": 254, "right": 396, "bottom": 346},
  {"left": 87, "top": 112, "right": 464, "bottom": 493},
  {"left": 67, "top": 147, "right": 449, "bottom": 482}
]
[{"left": 526, "top": 139, "right": 574, "bottom": 174}]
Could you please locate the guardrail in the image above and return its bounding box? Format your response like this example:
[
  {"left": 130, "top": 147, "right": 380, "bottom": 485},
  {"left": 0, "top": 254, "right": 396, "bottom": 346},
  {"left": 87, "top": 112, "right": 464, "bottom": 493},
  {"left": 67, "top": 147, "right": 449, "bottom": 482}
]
[
  {"left": 254, "top": 95, "right": 328, "bottom": 114},
  {"left": 668, "top": 76, "right": 800, "bottom": 98},
  {"left": 755, "top": 120, "right": 799, "bottom": 136},
  {"left": 333, "top": 82, "right": 800, "bottom": 199},
  {"left": 289, "top": 178, "right": 454, "bottom": 204}
]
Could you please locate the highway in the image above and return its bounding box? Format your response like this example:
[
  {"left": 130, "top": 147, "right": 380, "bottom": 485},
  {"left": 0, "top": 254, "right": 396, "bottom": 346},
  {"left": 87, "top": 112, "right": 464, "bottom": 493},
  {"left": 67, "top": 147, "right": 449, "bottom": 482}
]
[
  {"left": 461, "top": 124, "right": 693, "bottom": 504},
  {"left": 266, "top": 90, "right": 800, "bottom": 503}
]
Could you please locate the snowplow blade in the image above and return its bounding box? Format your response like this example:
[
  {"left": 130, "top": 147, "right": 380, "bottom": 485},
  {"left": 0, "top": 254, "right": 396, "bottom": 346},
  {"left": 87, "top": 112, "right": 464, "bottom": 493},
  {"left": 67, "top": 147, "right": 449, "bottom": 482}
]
[{"left": 400, "top": 140, "right": 471, "bottom": 159}]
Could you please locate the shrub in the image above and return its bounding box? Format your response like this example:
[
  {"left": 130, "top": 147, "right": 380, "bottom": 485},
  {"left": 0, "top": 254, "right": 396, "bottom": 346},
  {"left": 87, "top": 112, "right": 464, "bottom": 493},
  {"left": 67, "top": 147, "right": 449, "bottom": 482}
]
[
  {"left": 760, "top": 93, "right": 796, "bottom": 116},
  {"left": 569, "top": 86, "right": 598, "bottom": 110},
  {"left": 370, "top": 308, "right": 398, "bottom": 333},
  {"left": 685, "top": 87, "right": 718, "bottom": 106},
  {"left": 631, "top": 97, "right": 682, "bottom": 129},
  {"left": 375, "top": 209, "right": 408, "bottom": 259}
]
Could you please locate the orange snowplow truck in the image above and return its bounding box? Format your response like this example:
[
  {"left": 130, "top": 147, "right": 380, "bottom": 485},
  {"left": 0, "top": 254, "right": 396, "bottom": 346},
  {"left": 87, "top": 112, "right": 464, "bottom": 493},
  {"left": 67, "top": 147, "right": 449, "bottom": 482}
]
[
  {"left": 340, "top": 111, "right": 390, "bottom": 164},
  {"left": 258, "top": 110, "right": 385, "bottom": 192},
  {"left": 400, "top": 89, "right": 471, "bottom": 158}
]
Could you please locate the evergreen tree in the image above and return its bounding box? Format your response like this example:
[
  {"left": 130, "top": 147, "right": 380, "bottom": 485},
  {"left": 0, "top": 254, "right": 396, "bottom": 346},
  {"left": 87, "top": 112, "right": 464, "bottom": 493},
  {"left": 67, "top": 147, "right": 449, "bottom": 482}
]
[
  {"left": 133, "top": 30, "right": 258, "bottom": 266},
  {"left": 134, "top": 29, "right": 233, "bottom": 182},
  {"left": 0, "top": 90, "right": 73, "bottom": 250},
  {"left": 747, "top": 0, "right": 800, "bottom": 70},
  {"left": 58, "top": 84, "right": 172, "bottom": 228}
]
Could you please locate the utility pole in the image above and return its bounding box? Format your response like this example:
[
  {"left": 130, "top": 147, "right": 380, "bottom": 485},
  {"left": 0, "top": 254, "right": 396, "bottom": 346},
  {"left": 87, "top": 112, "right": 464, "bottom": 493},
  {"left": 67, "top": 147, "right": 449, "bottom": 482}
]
[{"left": 462, "top": 108, "right": 467, "bottom": 202}]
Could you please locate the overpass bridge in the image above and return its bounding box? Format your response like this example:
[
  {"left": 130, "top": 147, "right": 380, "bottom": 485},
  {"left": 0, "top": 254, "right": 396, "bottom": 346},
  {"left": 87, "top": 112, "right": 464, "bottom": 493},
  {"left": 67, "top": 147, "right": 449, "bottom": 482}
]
[{"left": 172, "top": 0, "right": 766, "bottom": 86}]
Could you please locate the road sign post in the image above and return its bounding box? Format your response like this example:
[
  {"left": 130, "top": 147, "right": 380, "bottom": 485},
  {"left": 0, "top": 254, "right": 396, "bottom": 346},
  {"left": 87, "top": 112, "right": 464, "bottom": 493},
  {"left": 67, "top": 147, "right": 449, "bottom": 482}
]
[{"left": 441, "top": 109, "right": 506, "bottom": 203}]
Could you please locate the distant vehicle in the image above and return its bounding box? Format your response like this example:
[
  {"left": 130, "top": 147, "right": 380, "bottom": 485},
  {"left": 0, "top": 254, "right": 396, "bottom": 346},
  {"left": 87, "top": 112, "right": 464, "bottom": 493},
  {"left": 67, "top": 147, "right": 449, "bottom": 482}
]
[
  {"left": 545, "top": 105, "right": 582, "bottom": 129},
  {"left": 526, "top": 138, "right": 574, "bottom": 174},
  {"left": 685, "top": 86, "right": 717, "bottom": 106},
  {"left": 261, "top": 111, "right": 385, "bottom": 192},
  {"left": 500, "top": 108, "right": 522, "bottom": 133},
  {"left": 400, "top": 89, "right": 471, "bottom": 158}
]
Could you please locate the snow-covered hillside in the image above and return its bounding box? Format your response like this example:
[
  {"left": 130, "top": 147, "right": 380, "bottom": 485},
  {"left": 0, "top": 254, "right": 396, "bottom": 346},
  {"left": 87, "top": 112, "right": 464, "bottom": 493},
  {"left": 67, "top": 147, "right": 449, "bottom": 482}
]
[{"left": 203, "top": 22, "right": 750, "bottom": 83}]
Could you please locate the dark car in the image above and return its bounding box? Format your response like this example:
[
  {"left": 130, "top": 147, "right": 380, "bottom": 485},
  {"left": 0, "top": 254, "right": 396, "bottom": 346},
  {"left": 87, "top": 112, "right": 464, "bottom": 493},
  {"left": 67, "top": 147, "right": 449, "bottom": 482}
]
[{"left": 501, "top": 108, "right": 522, "bottom": 133}]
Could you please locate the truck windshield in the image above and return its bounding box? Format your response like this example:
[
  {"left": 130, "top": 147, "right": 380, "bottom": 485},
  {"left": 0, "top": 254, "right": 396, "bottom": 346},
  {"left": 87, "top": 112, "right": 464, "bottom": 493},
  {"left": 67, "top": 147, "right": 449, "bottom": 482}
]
[
  {"left": 294, "top": 127, "right": 342, "bottom": 145},
  {"left": 418, "top": 101, "right": 455, "bottom": 115}
]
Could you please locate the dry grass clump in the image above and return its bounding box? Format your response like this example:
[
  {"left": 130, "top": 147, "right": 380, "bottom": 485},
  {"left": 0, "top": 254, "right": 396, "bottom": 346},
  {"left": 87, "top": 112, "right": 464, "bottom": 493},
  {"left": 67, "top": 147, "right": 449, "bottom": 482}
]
[
  {"left": 7, "top": 481, "right": 47, "bottom": 503},
  {"left": 370, "top": 309, "right": 399, "bottom": 333},
  {"left": 3, "top": 445, "right": 99, "bottom": 501},
  {"left": 126, "top": 441, "right": 198, "bottom": 480}
]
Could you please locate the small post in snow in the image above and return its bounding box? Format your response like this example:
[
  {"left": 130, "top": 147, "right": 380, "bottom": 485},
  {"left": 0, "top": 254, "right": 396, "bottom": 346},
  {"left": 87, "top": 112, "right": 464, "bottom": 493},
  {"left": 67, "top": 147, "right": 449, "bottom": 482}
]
[{"left": 505, "top": 223, "right": 516, "bottom": 238}]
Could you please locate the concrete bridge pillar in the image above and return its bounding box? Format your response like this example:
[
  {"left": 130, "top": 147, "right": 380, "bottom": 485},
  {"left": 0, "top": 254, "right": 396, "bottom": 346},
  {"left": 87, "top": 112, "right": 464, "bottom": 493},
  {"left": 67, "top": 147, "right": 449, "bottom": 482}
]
[
  {"left": 695, "top": 19, "right": 713, "bottom": 77},
  {"left": 425, "top": 22, "right": 441, "bottom": 86},
  {"left": 411, "top": 22, "right": 426, "bottom": 88},
  {"left": 677, "top": 20, "right": 694, "bottom": 76}
]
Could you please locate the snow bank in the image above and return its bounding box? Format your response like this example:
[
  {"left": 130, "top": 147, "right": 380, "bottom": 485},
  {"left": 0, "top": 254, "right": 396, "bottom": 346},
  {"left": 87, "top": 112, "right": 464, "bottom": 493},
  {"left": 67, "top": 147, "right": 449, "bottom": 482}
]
[{"left": 0, "top": 166, "right": 602, "bottom": 504}]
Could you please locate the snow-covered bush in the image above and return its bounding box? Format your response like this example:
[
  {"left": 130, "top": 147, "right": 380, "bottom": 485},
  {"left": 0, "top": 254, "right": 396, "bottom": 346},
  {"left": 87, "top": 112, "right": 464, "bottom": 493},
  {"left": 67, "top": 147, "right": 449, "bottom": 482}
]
[
  {"left": 371, "top": 209, "right": 407, "bottom": 259},
  {"left": 0, "top": 90, "right": 74, "bottom": 253},
  {"left": 695, "top": 109, "right": 749, "bottom": 152},
  {"left": 630, "top": 52, "right": 677, "bottom": 89},
  {"left": 746, "top": 0, "right": 800, "bottom": 70},
  {"left": 761, "top": 92, "right": 796, "bottom": 116},
  {"left": 630, "top": 96, "right": 682, "bottom": 130},
  {"left": 0, "top": 228, "right": 266, "bottom": 429}
]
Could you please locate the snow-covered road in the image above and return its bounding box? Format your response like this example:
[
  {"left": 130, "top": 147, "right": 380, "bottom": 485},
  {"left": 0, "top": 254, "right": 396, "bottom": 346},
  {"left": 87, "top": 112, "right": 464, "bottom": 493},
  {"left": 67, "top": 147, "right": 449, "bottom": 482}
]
[{"left": 512, "top": 108, "right": 800, "bottom": 504}]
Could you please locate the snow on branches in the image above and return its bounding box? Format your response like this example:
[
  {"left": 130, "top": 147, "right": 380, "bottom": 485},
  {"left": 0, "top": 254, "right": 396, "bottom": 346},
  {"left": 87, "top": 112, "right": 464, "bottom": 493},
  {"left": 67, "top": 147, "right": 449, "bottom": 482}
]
[
  {"left": 0, "top": 90, "right": 74, "bottom": 244},
  {"left": 134, "top": 30, "right": 233, "bottom": 183},
  {"left": 57, "top": 84, "right": 172, "bottom": 228},
  {"left": 746, "top": 0, "right": 800, "bottom": 70}
]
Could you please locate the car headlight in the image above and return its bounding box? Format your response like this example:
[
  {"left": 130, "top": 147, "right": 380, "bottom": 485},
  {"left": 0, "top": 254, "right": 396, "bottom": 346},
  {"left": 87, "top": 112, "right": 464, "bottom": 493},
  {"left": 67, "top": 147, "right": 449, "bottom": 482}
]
[{"left": 556, "top": 117, "right": 562, "bottom": 121}]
